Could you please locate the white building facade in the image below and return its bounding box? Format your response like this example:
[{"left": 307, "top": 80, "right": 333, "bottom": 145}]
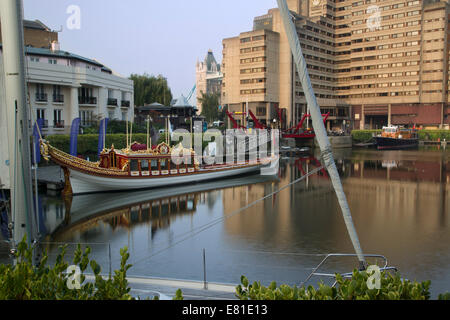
[
  {"left": 0, "top": 45, "right": 134, "bottom": 189},
  {"left": 1, "top": 45, "right": 134, "bottom": 136}
]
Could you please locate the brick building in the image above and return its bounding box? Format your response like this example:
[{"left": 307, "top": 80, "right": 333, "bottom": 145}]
[{"left": 222, "top": 0, "right": 450, "bottom": 130}]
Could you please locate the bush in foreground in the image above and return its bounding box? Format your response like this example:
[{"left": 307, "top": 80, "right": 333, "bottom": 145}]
[
  {"left": 236, "top": 271, "right": 450, "bottom": 300},
  {"left": 0, "top": 238, "right": 134, "bottom": 300}
]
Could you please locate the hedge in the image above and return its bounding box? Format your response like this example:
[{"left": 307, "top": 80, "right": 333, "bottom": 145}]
[
  {"left": 46, "top": 133, "right": 212, "bottom": 159},
  {"left": 351, "top": 130, "right": 382, "bottom": 143},
  {"left": 46, "top": 134, "right": 150, "bottom": 156},
  {"left": 236, "top": 272, "right": 450, "bottom": 300},
  {"left": 352, "top": 130, "right": 450, "bottom": 143},
  {"left": 417, "top": 130, "right": 450, "bottom": 141}
]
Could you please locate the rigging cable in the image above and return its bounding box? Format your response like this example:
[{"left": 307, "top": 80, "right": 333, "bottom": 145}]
[{"left": 131, "top": 165, "right": 324, "bottom": 267}]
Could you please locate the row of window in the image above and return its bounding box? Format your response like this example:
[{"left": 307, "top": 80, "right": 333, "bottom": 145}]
[
  {"left": 240, "top": 56, "right": 266, "bottom": 64},
  {"left": 240, "top": 78, "right": 266, "bottom": 85},
  {"left": 240, "top": 89, "right": 266, "bottom": 95},
  {"left": 239, "top": 46, "right": 266, "bottom": 54},
  {"left": 29, "top": 56, "right": 100, "bottom": 71},
  {"left": 129, "top": 158, "right": 195, "bottom": 176},
  {"left": 240, "top": 67, "right": 267, "bottom": 74},
  {"left": 339, "top": 91, "right": 419, "bottom": 99},
  {"left": 240, "top": 35, "right": 266, "bottom": 44}
]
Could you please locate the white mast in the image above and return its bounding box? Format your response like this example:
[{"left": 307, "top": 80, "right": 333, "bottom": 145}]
[
  {"left": 277, "top": 0, "right": 366, "bottom": 268},
  {"left": 0, "top": 0, "right": 36, "bottom": 245}
]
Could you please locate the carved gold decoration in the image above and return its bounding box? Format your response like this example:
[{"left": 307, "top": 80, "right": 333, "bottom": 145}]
[{"left": 62, "top": 167, "right": 73, "bottom": 197}]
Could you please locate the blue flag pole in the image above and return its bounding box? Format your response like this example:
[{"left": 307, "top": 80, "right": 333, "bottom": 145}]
[
  {"left": 32, "top": 118, "right": 44, "bottom": 164},
  {"left": 69, "top": 118, "right": 81, "bottom": 156},
  {"left": 98, "top": 118, "right": 109, "bottom": 156}
]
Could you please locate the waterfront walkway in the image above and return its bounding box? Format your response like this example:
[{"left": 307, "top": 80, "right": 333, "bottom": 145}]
[
  {"left": 86, "top": 274, "right": 238, "bottom": 300},
  {"left": 35, "top": 165, "right": 64, "bottom": 190}
]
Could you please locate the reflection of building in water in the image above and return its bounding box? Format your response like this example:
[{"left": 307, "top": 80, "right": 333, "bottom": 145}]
[
  {"left": 346, "top": 158, "right": 449, "bottom": 221},
  {"left": 41, "top": 198, "right": 66, "bottom": 236},
  {"left": 222, "top": 159, "right": 338, "bottom": 247},
  {"left": 222, "top": 156, "right": 449, "bottom": 256}
]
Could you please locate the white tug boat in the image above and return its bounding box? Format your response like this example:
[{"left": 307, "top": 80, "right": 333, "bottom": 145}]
[{"left": 40, "top": 140, "right": 279, "bottom": 195}]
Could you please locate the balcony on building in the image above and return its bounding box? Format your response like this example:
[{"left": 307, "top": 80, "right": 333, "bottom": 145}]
[
  {"left": 121, "top": 100, "right": 130, "bottom": 108},
  {"left": 53, "top": 94, "right": 64, "bottom": 103},
  {"left": 35, "top": 92, "right": 48, "bottom": 103},
  {"left": 108, "top": 98, "right": 118, "bottom": 106},
  {"left": 78, "top": 96, "right": 97, "bottom": 105},
  {"left": 53, "top": 120, "right": 65, "bottom": 129}
]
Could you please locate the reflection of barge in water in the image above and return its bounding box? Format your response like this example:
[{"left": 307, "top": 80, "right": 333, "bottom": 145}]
[{"left": 48, "top": 173, "right": 279, "bottom": 240}]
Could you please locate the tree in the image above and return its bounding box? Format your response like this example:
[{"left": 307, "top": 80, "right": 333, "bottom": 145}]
[
  {"left": 198, "top": 91, "right": 220, "bottom": 124},
  {"left": 130, "top": 73, "right": 173, "bottom": 106}
]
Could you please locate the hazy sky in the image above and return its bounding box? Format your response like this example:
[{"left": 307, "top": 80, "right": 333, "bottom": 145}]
[{"left": 23, "top": 0, "right": 277, "bottom": 99}]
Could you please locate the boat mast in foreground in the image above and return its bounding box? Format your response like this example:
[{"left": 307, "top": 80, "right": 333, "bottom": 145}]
[{"left": 277, "top": 0, "right": 366, "bottom": 269}]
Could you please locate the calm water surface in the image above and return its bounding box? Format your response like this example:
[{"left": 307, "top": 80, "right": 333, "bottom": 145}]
[{"left": 2, "top": 147, "right": 449, "bottom": 297}]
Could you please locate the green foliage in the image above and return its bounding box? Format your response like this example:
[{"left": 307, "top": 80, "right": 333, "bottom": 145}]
[
  {"left": 351, "top": 130, "right": 382, "bottom": 143},
  {"left": 438, "top": 292, "right": 450, "bottom": 300},
  {"left": 47, "top": 133, "right": 211, "bottom": 160},
  {"left": 130, "top": 73, "right": 172, "bottom": 107},
  {"left": 351, "top": 129, "right": 450, "bottom": 143},
  {"left": 418, "top": 130, "right": 450, "bottom": 141},
  {"left": 83, "top": 120, "right": 148, "bottom": 135},
  {"left": 0, "top": 237, "right": 133, "bottom": 300},
  {"left": 236, "top": 270, "right": 432, "bottom": 300},
  {"left": 198, "top": 91, "right": 221, "bottom": 124},
  {"left": 173, "top": 289, "right": 184, "bottom": 300},
  {"left": 46, "top": 134, "right": 149, "bottom": 156}
]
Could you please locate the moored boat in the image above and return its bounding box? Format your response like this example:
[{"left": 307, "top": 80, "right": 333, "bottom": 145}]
[
  {"left": 375, "top": 126, "right": 419, "bottom": 150},
  {"left": 40, "top": 140, "right": 278, "bottom": 195}
]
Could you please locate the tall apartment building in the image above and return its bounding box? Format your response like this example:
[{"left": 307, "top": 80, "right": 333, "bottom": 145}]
[
  {"left": 222, "top": 0, "right": 450, "bottom": 130},
  {"left": 195, "top": 49, "right": 223, "bottom": 114}
]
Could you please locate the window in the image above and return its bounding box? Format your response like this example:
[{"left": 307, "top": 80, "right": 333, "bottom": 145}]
[
  {"left": 36, "top": 83, "right": 45, "bottom": 95},
  {"left": 36, "top": 84, "right": 46, "bottom": 101},
  {"left": 256, "top": 107, "right": 266, "bottom": 116},
  {"left": 37, "top": 109, "right": 45, "bottom": 120},
  {"left": 53, "top": 85, "right": 61, "bottom": 96},
  {"left": 30, "top": 57, "right": 40, "bottom": 62},
  {"left": 79, "top": 110, "right": 93, "bottom": 127},
  {"left": 141, "top": 160, "right": 149, "bottom": 171},
  {"left": 252, "top": 35, "right": 265, "bottom": 41},
  {"left": 151, "top": 159, "right": 158, "bottom": 171},
  {"left": 130, "top": 160, "right": 139, "bottom": 172},
  {"left": 160, "top": 159, "right": 168, "bottom": 170},
  {"left": 48, "top": 59, "right": 57, "bottom": 65},
  {"left": 54, "top": 109, "right": 63, "bottom": 128}
]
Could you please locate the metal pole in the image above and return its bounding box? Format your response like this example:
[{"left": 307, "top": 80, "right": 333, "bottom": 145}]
[
  {"left": 203, "top": 248, "right": 207, "bottom": 290},
  {"left": 108, "top": 243, "right": 112, "bottom": 278},
  {"left": 0, "top": 0, "right": 36, "bottom": 245},
  {"left": 126, "top": 115, "right": 129, "bottom": 149},
  {"left": 277, "top": 0, "right": 366, "bottom": 269}
]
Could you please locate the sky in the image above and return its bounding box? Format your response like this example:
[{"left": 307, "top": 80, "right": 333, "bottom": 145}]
[{"left": 23, "top": 0, "right": 277, "bottom": 99}]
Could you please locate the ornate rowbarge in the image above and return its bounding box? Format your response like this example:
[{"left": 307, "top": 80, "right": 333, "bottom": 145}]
[{"left": 40, "top": 140, "right": 278, "bottom": 195}]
